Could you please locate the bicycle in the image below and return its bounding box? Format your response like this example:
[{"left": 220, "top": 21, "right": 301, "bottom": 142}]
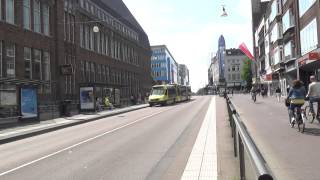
[
  {"left": 304, "top": 99, "right": 320, "bottom": 123},
  {"left": 289, "top": 104, "right": 306, "bottom": 133}
]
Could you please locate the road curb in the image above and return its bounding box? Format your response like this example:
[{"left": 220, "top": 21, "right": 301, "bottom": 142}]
[{"left": 0, "top": 105, "right": 149, "bottom": 145}]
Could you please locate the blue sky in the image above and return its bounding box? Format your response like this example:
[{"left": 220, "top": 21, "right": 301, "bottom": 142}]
[{"left": 122, "top": 0, "right": 253, "bottom": 92}]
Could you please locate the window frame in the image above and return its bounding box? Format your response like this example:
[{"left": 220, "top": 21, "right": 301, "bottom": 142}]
[
  {"left": 6, "top": 42, "right": 15, "bottom": 78},
  {"left": 23, "top": 0, "right": 31, "bottom": 29},
  {"left": 24, "top": 47, "right": 32, "bottom": 79},
  {"left": 5, "top": 0, "right": 15, "bottom": 24}
]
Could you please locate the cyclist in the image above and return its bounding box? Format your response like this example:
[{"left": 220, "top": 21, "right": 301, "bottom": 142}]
[
  {"left": 251, "top": 85, "right": 258, "bottom": 101},
  {"left": 306, "top": 75, "right": 320, "bottom": 119},
  {"left": 287, "top": 80, "right": 306, "bottom": 124}
]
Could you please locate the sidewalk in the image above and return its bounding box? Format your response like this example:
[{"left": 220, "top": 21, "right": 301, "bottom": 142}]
[{"left": 0, "top": 104, "right": 149, "bottom": 144}]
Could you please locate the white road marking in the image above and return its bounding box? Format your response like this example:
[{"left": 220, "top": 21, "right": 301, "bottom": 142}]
[
  {"left": 181, "top": 97, "right": 217, "bottom": 180},
  {"left": 0, "top": 109, "right": 170, "bottom": 177}
]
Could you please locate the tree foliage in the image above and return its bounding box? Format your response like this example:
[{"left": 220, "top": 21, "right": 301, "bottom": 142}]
[{"left": 241, "top": 57, "right": 253, "bottom": 89}]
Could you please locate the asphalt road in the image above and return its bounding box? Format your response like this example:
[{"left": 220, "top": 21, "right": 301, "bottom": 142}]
[
  {"left": 0, "top": 96, "right": 211, "bottom": 180},
  {"left": 230, "top": 94, "right": 320, "bottom": 180}
]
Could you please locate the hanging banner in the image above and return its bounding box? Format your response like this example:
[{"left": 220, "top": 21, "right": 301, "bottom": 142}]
[
  {"left": 80, "top": 87, "right": 94, "bottom": 110},
  {"left": 239, "top": 42, "right": 255, "bottom": 61},
  {"left": 21, "top": 87, "right": 38, "bottom": 118}
]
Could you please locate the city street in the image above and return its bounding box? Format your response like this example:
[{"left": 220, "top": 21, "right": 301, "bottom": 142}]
[
  {"left": 0, "top": 97, "right": 217, "bottom": 180},
  {"left": 231, "top": 94, "right": 320, "bottom": 180}
]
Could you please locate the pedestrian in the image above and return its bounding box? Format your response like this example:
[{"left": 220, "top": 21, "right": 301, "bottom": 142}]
[
  {"left": 96, "top": 97, "right": 102, "bottom": 112},
  {"left": 231, "top": 89, "right": 234, "bottom": 96},
  {"left": 276, "top": 87, "right": 281, "bottom": 102},
  {"left": 130, "top": 94, "right": 135, "bottom": 105}
]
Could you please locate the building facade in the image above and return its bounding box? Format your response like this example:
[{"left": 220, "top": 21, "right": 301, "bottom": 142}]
[
  {"left": 217, "top": 35, "right": 226, "bottom": 82},
  {"left": 224, "top": 49, "right": 246, "bottom": 88},
  {"left": 0, "top": 0, "right": 152, "bottom": 122},
  {"left": 151, "top": 45, "right": 178, "bottom": 84},
  {"left": 178, "top": 64, "right": 189, "bottom": 86},
  {"left": 252, "top": 0, "right": 320, "bottom": 96}
]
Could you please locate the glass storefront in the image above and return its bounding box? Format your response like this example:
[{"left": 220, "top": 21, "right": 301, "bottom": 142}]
[{"left": 0, "top": 84, "right": 18, "bottom": 117}]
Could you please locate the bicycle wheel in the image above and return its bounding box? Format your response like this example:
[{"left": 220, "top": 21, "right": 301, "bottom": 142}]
[
  {"left": 300, "top": 111, "right": 306, "bottom": 133},
  {"left": 305, "top": 105, "right": 315, "bottom": 123}
]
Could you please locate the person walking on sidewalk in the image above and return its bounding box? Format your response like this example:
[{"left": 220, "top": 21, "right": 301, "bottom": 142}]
[
  {"left": 275, "top": 87, "right": 281, "bottom": 102},
  {"left": 306, "top": 75, "right": 320, "bottom": 119}
]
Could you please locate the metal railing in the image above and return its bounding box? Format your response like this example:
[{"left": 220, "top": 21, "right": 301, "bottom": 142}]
[{"left": 225, "top": 95, "right": 274, "bottom": 180}]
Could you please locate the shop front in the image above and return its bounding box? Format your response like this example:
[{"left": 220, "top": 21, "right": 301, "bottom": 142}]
[{"left": 298, "top": 50, "right": 320, "bottom": 86}]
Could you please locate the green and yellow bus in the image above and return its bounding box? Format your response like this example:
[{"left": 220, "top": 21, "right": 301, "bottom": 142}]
[
  {"left": 176, "top": 85, "right": 191, "bottom": 102},
  {"left": 148, "top": 84, "right": 178, "bottom": 106},
  {"left": 148, "top": 84, "right": 191, "bottom": 106}
]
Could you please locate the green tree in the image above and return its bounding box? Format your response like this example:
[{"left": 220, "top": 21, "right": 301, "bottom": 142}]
[{"left": 241, "top": 57, "right": 253, "bottom": 89}]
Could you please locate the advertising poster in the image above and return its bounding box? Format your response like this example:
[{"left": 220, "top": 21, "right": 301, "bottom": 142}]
[
  {"left": 21, "top": 87, "right": 38, "bottom": 118},
  {"left": 80, "top": 87, "right": 94, "bottom": 110}
]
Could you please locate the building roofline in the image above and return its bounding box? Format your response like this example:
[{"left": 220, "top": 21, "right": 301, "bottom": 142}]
[{"left": 151, "top": 45, "right": 178, "bottom": 65}]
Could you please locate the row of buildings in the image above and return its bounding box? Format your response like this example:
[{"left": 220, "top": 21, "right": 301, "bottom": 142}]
[
  {"left": 0, "top": 0, "right": 152, "bottom": 121},
  {"left": 208, "top": 35, "right": 247, "bottom": 90},
  {"left": 150, "top": 45, "right": 190, "bottom": 86},
  {"left": 0, "top": 0, "right": 190, "bottom": 123},
  {"left": 251, "top": 0, "right": 320, "bottom": 96}
]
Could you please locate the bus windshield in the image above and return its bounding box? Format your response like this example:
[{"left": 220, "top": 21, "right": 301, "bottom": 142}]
[{"left": 151, "top": 88, "right": 165, "bottom": 95}]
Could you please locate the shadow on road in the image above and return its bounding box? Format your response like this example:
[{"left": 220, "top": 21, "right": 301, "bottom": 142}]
[{"left": 303, "top": 128, "right": 320, "bottom": 136}]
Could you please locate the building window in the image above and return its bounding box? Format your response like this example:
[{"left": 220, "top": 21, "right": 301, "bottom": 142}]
[
  {"left": 80, "top": 60, "right": 85, "bottom": 81},
  {"left": 282, "top": 9, "right": 294, "bottom": 34},
  {"left": 0, "top": 84, "right": 17, "bottom": 106},
  {"left": 300, "top": 18, "right": 318, "bottom": 55},
  {"left": 80, "top": 24, "right": 84, "bottom": 48},
  {"left": 24, "top": 47, "right": 32, "bottom": 79},
  {"left": 23, "top": 0, "right": 31, "bottom": 29},
  {"left": 284, "top": 41, "right": 293, "bottom": 61},
  {"left": 96, "top": 64, "right": 101, "bottom": 82},
  {"left": 101, "top": 65, "right": 105, "bottom": 82},
  {"left": 86, "top": 61, "right": 90, "bottom": 81},
  {"left": 269, "top": 0, "right": 277, "bottom": 21},
  {"left": 33, "top": 0, "right": 41, "bottom": 33},
  {"left": 43, "top": 4, "right": 50, "bottom": 35},
  {"left": 105, "top": 34, "right": 109, "bottom": 55},
  {"left": 101, "top": 32, "right": 105, "bottom": 55},
  {"left": 273, "top": 46, "right": 282, "bottom": 64},
  {"left": 91, "top": 62, "right": 95, "bottom": 82},
  {"left": 33, "top": 49, "right": 41, "bottom": 80},
  {"left": 5, "top": 0, "right": 14, "bottom": 24},
  {"left": 85, "top": 25, "right": 89, "bottom": 49},
  {"left": 105, "top": 65, "right": 109, "bottom": 83},
  {"left": 70, "top": 14, "right": 75, "bottom": 42},
  {"left": 90, "top": 26, "right": 94, "bottom": 50},
  {"left": 299, "top": 0, "right": 316, "bottom": 17},
  {"left": 96, "top": 31, "right": 100, "bottom": 53},
  {"left": 6, "top": 42, "right": 15, "bottom": 78},
  {"left": 42, "top": 51, "right": 50, "bottom": 81},
  {"left": 270, "top": 23, "right": 281, "bottom": 43}
]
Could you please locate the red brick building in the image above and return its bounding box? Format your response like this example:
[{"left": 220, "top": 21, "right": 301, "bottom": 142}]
[{"left": 0, "top": 0, "right": 152, "bottom": 122}]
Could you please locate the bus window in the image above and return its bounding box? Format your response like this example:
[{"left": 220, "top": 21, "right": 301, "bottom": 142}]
[{"left": 151, "top": 87, "right": 165, "bottom": 95}]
